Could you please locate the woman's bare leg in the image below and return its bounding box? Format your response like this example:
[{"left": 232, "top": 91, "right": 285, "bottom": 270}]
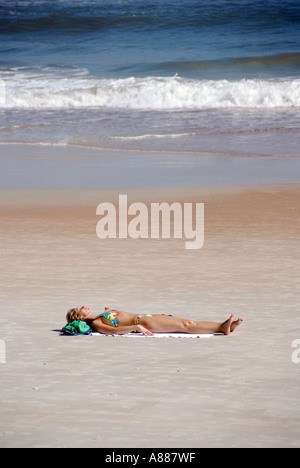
[
  {"left": 180, "top": 313, "right": 237, "bottom": 335},
  {"left": 140, "top": 313, "right": 241, "bottom": 335}
]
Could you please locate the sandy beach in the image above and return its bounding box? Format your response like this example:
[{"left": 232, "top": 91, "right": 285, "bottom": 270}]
[{"left": 1, "top": 146, "right": 300, "bottom": 448}]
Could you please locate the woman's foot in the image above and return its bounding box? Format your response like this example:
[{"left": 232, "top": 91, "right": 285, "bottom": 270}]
[
  {"left": 219, "top": 314, "right": 243, "bottom": 335},
  {"left": 231, "top": 317, "right": 243, "bottom": 333}
]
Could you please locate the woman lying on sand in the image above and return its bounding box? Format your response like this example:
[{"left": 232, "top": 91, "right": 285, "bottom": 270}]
[{"left": 66, "top": 306, "right": 243, "bottom": 336}]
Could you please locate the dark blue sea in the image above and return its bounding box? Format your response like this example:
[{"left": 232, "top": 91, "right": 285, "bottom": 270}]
[{"left": 0, "top": 0, "right": 300, "bottom": 156}]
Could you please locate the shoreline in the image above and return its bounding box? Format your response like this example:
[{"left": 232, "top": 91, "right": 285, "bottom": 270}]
[
  {"left": 1, "top": 143, "right": 300, "bottom": 190},
  {"left": 1, "top": 140, "right": 300, "bottom": 158}
]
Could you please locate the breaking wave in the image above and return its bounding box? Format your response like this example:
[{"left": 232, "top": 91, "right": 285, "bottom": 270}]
[{"left": 1, "top": 71, "right": 300, "bottom": 110}]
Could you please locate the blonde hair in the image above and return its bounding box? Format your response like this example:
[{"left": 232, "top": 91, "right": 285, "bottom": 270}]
[{"left": 66, "top": 308, "right": 78, "bottom": 324}]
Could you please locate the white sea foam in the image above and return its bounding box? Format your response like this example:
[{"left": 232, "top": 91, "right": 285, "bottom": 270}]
[
  {"left": 111, "top": 133, "right": 197, "bottom": 141},
  {"left": 1, "top": 72, "right": 300, "bottom": 110}
]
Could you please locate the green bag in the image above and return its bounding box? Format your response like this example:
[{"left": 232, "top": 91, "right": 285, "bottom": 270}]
[{"left": 62, "top": 320, "right": 92, "bottom": 335}]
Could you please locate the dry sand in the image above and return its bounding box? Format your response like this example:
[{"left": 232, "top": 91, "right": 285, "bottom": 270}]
[{"left": 1, "top": 183, "right": 300, "bottom": 448}]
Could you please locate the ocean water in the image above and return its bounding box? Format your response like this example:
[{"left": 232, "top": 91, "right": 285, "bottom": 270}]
[{"left": 0, "top": 0, "right": 300, "bottom": 156}]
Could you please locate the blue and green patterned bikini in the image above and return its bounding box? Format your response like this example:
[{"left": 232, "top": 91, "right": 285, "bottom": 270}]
[
  {"left": 100, "top": 310, "right": 120, "bottom": 327},
  {"left": 100, "top": 309, "right": 152, "bottom": 328}
]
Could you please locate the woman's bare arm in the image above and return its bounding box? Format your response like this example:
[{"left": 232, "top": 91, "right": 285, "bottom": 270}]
[{"left": 92, "top": 319, "right": 153, "bottom": 336}]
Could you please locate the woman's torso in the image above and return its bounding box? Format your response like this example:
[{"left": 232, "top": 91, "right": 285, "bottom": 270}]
[{"left": 98, "top": 310, "right": 137, "bottom": 328}]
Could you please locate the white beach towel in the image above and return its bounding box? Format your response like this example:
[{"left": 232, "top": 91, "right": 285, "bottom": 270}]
[{"left": 91, "top": 332, "right": 214, "bottom": 339}]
